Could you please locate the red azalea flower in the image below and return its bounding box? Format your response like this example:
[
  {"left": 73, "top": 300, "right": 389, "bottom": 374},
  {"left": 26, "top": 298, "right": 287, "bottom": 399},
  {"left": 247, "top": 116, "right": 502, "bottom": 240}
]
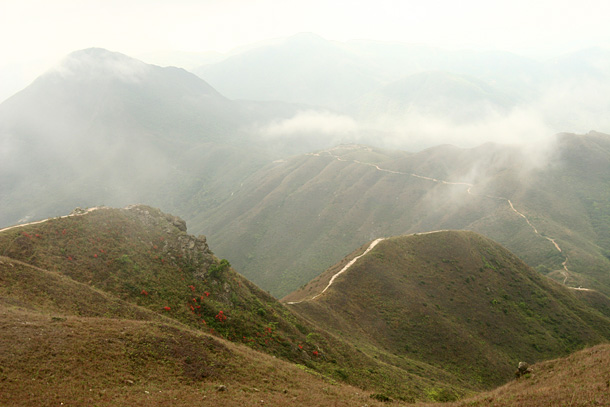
[
  {"left": 313, "top": 350, "right": 319, "bottom": 357},
  {"left": 141, "top": 290, "right": 149, "bottom": 296},
  {"left": 163, "top": 306, "right": 171, "bottom": 311}
]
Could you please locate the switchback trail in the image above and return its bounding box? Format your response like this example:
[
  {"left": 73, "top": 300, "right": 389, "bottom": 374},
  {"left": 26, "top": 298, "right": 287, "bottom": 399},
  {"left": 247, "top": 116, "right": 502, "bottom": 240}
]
[{"left": 310, "top": 146, "right": 573, "bottom": 284}]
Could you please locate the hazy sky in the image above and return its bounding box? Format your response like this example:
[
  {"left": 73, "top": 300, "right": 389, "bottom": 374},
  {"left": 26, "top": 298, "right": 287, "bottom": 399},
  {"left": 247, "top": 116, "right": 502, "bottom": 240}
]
[{"left": 1, "top": 0, "right": 609, "bottom": 102}]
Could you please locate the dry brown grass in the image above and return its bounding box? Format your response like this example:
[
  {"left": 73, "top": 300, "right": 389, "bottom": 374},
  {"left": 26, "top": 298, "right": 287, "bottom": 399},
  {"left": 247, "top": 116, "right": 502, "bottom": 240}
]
[
  {"left": 0, "top": 304, "right": 400, "bottom": 407},
  {"left": 413, "top": 344, "right": 610, "bottom": 407}
]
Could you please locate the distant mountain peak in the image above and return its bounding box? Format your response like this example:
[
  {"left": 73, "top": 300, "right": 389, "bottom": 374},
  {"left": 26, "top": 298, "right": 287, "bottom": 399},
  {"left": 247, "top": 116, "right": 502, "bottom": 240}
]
[{"left": 48, "top": 47, "right": 151, "bottom": 83}]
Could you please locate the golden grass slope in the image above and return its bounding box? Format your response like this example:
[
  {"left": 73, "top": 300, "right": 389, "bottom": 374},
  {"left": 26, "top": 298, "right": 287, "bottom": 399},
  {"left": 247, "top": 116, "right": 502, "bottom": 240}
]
[
  {"left": 0, "top": 258, "right": 397, "bottom": 407},
  {"left": 415, "top": 344, "right": 610, "bottom": 407}
]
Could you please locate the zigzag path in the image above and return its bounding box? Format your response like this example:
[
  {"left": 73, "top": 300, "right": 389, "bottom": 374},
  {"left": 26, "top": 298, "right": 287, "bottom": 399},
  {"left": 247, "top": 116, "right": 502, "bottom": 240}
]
[{"left": 288, "top": 146, "right": 585, "bottom": 303}]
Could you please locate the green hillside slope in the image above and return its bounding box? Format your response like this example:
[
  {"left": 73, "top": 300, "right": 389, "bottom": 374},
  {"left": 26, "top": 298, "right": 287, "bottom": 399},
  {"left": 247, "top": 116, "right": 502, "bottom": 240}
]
[
  {"left": 285, "top": 231, "right": 610, "bottom": 388},
  {"left": 196, "top": 133, "right": 610, "bottom": 298}
]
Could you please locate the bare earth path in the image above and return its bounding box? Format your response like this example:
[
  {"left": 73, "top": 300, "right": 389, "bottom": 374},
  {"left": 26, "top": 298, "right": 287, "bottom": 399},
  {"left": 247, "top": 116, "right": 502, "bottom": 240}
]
[
  {"left": 308, "top": 146, "right": 576, "bottom": 287},
  {"left": 286, "top": 237, "right": 386, "bottom": 304},
  {"left": 0, "top": 207, "right": 103, "bottom": 234}
]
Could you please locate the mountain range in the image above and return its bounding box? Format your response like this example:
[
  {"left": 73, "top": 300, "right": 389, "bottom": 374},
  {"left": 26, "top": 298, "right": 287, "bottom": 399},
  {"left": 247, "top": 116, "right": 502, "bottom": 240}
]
[
  {"left": 197, "top": 134, "right": 610, "bottom": 298},
  {"left": 2, "top": 35, "right": 610, "bottom": 405}
]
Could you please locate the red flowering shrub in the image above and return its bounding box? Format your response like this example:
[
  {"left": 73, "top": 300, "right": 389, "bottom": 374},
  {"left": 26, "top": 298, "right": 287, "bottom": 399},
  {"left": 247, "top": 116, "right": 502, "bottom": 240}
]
[
  {"left": 163, "top": 306, "right": 171, "bottom": 311},
  {"left": 140, "top": 289, "right": 148, "bottom": 296},
  {"left": 215, "top": 311, "right": 227, "bottom": 322},
  {"left": 312, "top": 350, "right": 319, "bottom": 357}
]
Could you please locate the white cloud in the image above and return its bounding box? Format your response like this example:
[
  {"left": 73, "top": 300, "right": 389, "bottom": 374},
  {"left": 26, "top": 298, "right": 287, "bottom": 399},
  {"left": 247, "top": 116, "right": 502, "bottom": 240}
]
[
  {"left": 359, "top": 106, "right": 555, "bottom": 151},
  {"left": 258, "top": 110, "right": 358, "bottom": 139}
]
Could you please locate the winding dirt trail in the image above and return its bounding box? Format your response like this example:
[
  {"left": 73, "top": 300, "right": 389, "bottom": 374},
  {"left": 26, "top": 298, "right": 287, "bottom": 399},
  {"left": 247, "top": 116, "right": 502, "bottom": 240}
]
[
  {"left": 286, "top": 230, "right": 458, "bottom": 304},
  {"left": 286, "top": 237, "right": 386, "bottom": 304},
  {"left": 310, "top": 146, "right": 574, "bottom": 285}
]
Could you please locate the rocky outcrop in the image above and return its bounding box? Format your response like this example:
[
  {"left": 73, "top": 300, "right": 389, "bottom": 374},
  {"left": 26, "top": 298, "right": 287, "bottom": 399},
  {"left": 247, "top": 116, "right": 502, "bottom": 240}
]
[
  {"left": 515, "top": 361, "right": 533, "bottom": 378},
  {"left": 123, "top": 204, "right": 214, "bottom": 277}
]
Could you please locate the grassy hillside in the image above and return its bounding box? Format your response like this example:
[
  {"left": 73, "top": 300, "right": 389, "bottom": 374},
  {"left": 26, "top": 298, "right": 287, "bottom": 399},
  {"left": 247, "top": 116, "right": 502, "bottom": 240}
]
[
  {"left": 0, "top": 290, "right": 395, "bottom": 407},
  {"left": 0, "top": 205, "right": 340, "bottom": 364},
  {"left": 0, "top": 205, "right": 485, "bottom": 402},
  {"left": 196, "top": 133, "right": 610, "bottom": 298},
  {"left": 285, "top": 231, "right": 610, "bottom": 389},
  {"left": 2, "top": 207, "right": 610, "bottom": 404},
  {"left": 414, "top": 344, "right": 610, "bottom": 407}
]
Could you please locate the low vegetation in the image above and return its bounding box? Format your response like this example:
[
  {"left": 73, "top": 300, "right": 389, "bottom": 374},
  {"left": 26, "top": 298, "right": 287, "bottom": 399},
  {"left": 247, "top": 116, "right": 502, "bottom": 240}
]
[
  {"left": 2, "top": 206, "right": 610, "bottom": 405},
  {"left": 287, "top": 231, "right": 610, "bottom": 389}
]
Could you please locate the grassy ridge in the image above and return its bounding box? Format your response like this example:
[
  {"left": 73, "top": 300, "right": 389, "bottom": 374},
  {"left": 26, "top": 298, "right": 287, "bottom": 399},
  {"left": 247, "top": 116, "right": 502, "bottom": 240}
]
[
  {"left": 287, "top": 231, "right": 610, "bottom": 391},
  {"left": 0, "top": 206, "right": 477, "bottom": 401},
  {"left": 0, "top": 206, "right": 331, "bottom": 363},
  {"left": 196, "top": 133, "right": 610, "bottom": 298}
]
